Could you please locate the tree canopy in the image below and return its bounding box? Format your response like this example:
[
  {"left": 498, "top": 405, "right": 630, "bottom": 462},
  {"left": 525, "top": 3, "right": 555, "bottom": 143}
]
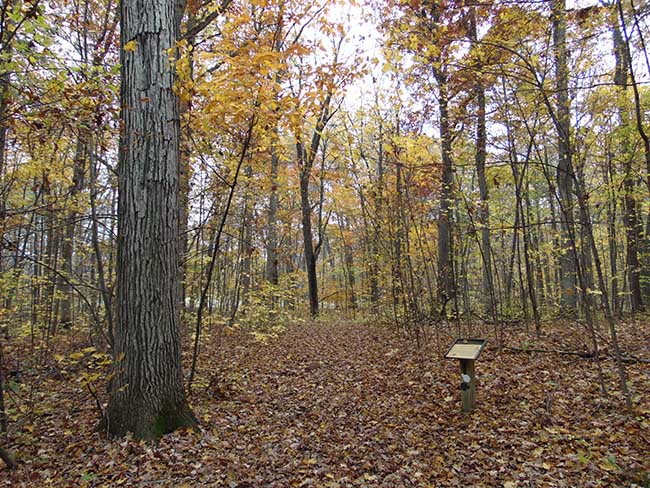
[{"left": 0, "top": 0, "right": 649, "bottom": 485}]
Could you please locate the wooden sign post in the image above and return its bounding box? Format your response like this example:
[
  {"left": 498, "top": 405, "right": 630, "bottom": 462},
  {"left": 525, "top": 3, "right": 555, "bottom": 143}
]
[{"left": 445, "top": 339, "right": 487, "bottom": 412}]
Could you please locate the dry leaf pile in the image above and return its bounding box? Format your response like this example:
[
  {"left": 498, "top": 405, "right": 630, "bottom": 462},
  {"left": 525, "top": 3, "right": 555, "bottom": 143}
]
[{"left": 1, "top": 319, "right": 649, "bottom": 487}]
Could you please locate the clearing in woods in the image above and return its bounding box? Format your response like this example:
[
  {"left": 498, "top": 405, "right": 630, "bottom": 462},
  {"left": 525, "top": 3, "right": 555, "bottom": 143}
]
[{"left": 2, "top": 320, "right": 650, "bottom": 486}]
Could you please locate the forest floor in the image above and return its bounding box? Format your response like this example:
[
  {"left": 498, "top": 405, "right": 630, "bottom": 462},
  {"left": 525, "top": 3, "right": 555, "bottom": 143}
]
[{"left": 1, "top": 318, "right": 649, "bottom": 487}]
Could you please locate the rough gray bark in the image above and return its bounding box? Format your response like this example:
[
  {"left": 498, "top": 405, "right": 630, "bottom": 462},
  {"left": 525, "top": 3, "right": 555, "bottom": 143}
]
[
  {"left": 552, "top": 0, "right": 577, "bottom": 309},
  {"left": 103, "top": 0, "right": 197, "bottom": 440}
]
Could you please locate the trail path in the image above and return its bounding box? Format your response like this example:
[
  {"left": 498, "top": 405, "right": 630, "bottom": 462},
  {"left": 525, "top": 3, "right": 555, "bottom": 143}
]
[
  {"left": 4, "top": 321, "right": 649, "bottom": 487},
  {"left": 184, "top": 321, "right": 648, "bottom": 487},
  {"left": 205, "top": 322, "right": 450, "bottom": 486}
]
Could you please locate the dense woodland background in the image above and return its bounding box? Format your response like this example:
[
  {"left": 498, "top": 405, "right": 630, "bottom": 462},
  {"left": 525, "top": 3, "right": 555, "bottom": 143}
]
[{"left": 0, "top": 0, "right": 649, "bottom": 485}]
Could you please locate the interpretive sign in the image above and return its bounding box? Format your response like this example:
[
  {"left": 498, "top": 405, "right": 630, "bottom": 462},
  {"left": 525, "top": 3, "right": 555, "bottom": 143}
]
[
  {"left": 444, "top": 338, "right": 487, "bottom": 360},
  {"left": 444, "top": 338, "right": 487, "bottom": 412}
]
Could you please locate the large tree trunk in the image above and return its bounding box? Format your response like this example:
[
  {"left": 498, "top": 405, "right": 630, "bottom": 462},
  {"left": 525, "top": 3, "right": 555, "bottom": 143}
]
[
  {"left": 552, "top": 0, "right": 577, "bottom": 309},
  {"left": 103, "top": 0, "right": 197, "bottom": 440}
]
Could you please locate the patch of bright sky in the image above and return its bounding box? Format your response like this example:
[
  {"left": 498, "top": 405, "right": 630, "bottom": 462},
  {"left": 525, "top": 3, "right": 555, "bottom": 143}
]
[
  {"left": 328, "top": 0, "right": 435, "bottom": 137},
  {"left": 330, "top": 0, "right": 650, "bottom": 140},
  {"left": 329, "top": 1, "right": 385, "bottom": 109}
]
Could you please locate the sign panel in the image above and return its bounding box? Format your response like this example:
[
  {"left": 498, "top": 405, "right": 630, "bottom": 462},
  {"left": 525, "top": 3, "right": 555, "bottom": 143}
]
[{"left": 445, "top": 338, "right": 487, "bottom": 360}]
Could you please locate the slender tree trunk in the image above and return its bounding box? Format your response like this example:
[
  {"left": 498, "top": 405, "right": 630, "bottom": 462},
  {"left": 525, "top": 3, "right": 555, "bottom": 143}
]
[
  {"left": 0, "top": 60, "right": 9, "bottom": 322},
  {"left": 296, "top": 93, "right": 331, "bottom": 317},
  {"left": 612, "top": 5, "right": 644, "bottom": 312},
  {"left": 393, "top": 160, "right": 404, "bottom": 318},
  {"left": 265, "top": 129, "right": 280, "bottom": 286},
  {"left": 44, "top": 192, "right": 61, "bottom": 337},
  {"left": 299, "top": 167, "right": 319, "bottom": 317},
  {"left": 469, "top": 6, "right": 494, "bottom": 318},
  {"left": 436, "top": 67, "right": 455, "bottom": 310},
  {"left": 576, "top": 160, "right": 596, "bottom": 314},
  {"left": 513, "top": 162, "right": 540, "bottom": 333},
  {"left": 58, "top": 131, "right": 87, "bottom": 329},
  {"left": 178, "top": 15, "right": 196, "bottom": 314},
  {"left": 571, "top": 158, "right": 634, "bottom": 412},
  {"left": 547, "top": 165, "right": 562, "bottom": 305},
  {"left": 240, "top": 166, "right": 253, "bottom": 309},
  {"left": 617, "top": 0, "right": 650, "bottom": 194},
  {"left": 89, "top": 138, "right": 114, "bottom": 344},
  {"left": 529, "top": 191, "right": 545, "bottom": 307},
  {"left": 370, "top": 115, "right": 384, "bottom": 311},
  {"left": 606, "top": 153, "right": 620, "bottom": 316},
  {"left": 622, "top": 165, "right": 643, "bottom": 312},
  {"left": 103, "top": 0, "right": 197, "bottom": 440},
  {"left": 405, "top": 182, "right": 437, "bottom": 318},
  {"left": 340, "top": 218, "right": 357, "bottom": 312},
  {"left": 0, "top": 339, "right": 7, "bottom": 433},
  {"left": 506, "top": 197, "right": 520, "bottom": 307},
  {"left": 188, "top": 118, "right": 252, "bottom": 390}
]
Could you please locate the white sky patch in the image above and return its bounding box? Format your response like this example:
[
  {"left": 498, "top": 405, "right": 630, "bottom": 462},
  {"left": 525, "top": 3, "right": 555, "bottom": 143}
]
[{"left": 329, "top": 1, "right": 385, "bottom": 110}]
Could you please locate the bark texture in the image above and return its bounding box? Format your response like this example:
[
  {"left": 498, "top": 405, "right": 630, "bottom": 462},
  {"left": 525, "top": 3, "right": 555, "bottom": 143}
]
[
  {"left": 552, "top": 0, "right": 577, "bottom": 309},
  {"left": 103, "top": 0, "right": 197, "bottom": 440}
]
